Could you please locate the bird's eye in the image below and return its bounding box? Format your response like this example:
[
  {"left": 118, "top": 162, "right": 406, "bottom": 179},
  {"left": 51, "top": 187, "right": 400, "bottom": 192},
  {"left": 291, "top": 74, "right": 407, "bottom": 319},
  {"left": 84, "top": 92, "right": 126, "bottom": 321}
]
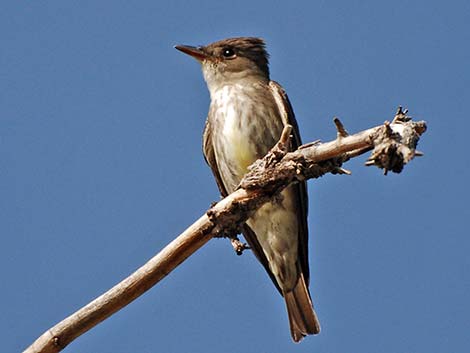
[{"left": 222, "top": 47, "right": 236, "bottom": 58}]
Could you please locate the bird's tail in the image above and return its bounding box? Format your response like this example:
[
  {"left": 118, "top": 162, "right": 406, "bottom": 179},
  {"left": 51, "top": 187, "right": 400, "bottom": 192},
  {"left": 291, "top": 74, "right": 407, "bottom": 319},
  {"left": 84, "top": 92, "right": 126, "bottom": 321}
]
[{"left": 283, "top": 272, "right": 321, "bottom": 342}]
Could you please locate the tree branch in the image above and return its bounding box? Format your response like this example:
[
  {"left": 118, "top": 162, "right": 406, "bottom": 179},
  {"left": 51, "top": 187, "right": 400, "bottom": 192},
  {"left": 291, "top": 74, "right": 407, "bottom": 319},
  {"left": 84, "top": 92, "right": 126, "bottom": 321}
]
[{"left": 23, "top": 107, "right": 426, "bottom": 353}]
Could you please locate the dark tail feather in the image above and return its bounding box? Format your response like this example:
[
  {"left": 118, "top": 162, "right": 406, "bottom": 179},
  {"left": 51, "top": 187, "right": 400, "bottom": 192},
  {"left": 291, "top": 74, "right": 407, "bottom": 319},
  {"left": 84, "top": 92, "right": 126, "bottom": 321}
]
[{"left": 284, "top": 273, "right": 320, "bottom": 342}]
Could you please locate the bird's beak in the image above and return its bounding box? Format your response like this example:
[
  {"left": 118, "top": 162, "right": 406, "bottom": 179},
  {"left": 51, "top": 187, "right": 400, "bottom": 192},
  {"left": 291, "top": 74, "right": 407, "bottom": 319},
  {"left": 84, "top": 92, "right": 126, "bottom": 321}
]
[{"left": 174, "top": 45, "right": 208, "bottom": 62}]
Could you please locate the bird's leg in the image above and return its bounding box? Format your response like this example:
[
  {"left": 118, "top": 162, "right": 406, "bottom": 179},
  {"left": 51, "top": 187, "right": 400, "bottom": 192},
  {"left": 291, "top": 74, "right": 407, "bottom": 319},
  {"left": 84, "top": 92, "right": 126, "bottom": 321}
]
[
  {"left": 229, "top": 235, "right": 250, "bottom": 256},
  {"left": 206, "top": 201, "right": 250, "bottom": 255}
]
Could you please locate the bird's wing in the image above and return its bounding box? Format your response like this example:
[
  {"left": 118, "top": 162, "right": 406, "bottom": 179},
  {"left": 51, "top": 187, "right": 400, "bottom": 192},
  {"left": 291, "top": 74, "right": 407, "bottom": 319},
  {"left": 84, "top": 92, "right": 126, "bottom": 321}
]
[
  {"left": 269, "top": 80, "right": 310, "bottom": 285},
  {"left": 203, "top": 118, "right": 228, "bottom": 197}
]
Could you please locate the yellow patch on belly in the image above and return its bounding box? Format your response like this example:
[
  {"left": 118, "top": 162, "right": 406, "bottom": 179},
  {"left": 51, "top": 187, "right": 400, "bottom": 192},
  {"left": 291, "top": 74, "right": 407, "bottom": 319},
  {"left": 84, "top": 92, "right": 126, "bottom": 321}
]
[
  {"left": 222, "top": 105, "right": 257, "bottom": 174},
  {"left": 232, "top": 142, "right": 256, "bottom": 172}
]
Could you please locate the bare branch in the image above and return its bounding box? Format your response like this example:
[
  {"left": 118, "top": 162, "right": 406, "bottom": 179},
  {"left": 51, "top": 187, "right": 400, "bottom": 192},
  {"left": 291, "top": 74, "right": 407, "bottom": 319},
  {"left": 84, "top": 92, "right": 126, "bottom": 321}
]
[{"left": 24, "top": 108, "right": 426, "bottom": 353}]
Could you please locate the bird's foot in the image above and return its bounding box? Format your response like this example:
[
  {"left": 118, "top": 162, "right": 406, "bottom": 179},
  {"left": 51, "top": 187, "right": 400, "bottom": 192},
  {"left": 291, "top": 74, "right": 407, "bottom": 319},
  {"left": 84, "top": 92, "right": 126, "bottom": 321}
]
[{"left": 230, "top": 237, "right": 250, "bottom": 256}]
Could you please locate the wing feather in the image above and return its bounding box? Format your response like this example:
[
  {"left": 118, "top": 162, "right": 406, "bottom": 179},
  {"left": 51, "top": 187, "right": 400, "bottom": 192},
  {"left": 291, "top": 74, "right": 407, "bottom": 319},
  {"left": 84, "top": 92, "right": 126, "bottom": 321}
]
[
  {"left": 269, "top": 80, "right": 310, "bottom": 285},
  {"left": 203, "top": 118, "right": 228, "bottom": 197}
]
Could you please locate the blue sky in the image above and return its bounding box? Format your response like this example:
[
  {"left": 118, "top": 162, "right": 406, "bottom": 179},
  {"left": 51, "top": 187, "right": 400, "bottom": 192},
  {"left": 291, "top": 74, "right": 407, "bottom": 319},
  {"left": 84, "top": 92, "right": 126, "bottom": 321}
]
[{"left": 2, "top": 1, "right": 469, "bottom": 352}]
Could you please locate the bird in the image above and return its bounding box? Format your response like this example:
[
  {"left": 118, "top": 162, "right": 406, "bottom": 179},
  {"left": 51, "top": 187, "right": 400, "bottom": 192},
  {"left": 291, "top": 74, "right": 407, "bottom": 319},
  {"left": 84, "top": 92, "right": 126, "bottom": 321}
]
[{"left": 175, "top": 37, "right": 320, "bottom": 342}]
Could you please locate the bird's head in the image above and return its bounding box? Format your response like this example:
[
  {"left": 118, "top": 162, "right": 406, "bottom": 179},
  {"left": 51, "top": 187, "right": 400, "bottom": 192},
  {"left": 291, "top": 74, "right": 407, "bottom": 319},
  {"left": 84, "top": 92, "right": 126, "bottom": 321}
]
[{"left": 175, "top": 37, "right": 270, "bottom": 90}]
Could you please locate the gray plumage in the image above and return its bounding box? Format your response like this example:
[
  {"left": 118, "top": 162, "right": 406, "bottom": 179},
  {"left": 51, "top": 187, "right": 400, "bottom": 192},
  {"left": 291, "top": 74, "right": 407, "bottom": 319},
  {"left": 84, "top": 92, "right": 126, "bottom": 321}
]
[{"left": 176, "top": 37, "right": 320, "bottom": 342}]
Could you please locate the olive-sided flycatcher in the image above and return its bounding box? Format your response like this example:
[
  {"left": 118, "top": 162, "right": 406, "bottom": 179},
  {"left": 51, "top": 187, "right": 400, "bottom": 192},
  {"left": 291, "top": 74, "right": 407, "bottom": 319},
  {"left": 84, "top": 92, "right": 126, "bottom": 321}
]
[{"left": 175, "top": 37, "right": 320, "bottom": 342}]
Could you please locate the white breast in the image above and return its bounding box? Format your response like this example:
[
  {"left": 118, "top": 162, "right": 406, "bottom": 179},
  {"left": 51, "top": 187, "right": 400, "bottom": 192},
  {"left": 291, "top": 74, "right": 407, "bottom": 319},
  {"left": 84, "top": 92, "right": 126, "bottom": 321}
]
[{"left": 212, "top": 84, "right": 259, "bottom": 179}]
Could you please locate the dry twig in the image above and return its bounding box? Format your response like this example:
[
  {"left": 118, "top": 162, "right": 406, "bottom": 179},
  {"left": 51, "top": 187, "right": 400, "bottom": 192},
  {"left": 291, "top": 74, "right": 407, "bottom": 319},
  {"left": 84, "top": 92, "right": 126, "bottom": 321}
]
[{"left": 24, "top": 108, "right": 426, "bottom": 353}]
